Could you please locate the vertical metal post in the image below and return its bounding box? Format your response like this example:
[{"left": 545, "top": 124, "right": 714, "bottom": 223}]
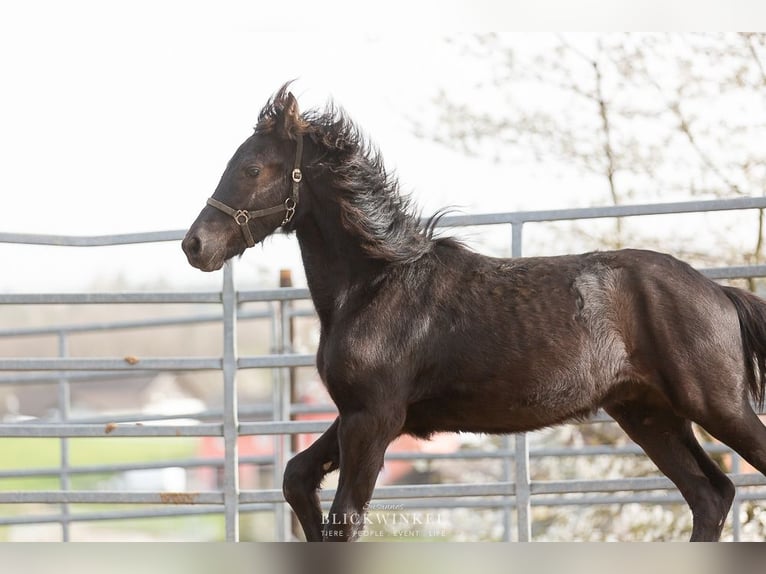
[
  {"left": 510, "top": 222, "right": 531, "bottom": 541},
  {"left": 731, "top": 452, "right": 741, "bottom": 542},
  {"left": 271, "top": 298, "right": 293, "bottom": 541},
  {"left": 511, "top": 222, "right": 523, "bottom": 260},
  {"left": 267, "top": 299, "right": 281, "bottom": 540},
  {"left": 57, "top": 331, "right": 71, "bottom": 542},
  {"left": 514, "top": 435, "right": 531, "bottom": 542},
  {"left": 500, "top": 437, "right": 512, "bottom": 541},
  {"left": 222, "top": 260, "right": 240, "bottom": 541},
  {"left": 273, "top": 269, "right": 296, "bottom": 541}
]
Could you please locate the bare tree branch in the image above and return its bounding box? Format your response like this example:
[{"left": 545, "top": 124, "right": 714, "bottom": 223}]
[
  {"left": 592, "top": 43, "right": 623, "bottom": 245},
  {"left": 668, "top": 99, "right": 744, "bottom": 195}
]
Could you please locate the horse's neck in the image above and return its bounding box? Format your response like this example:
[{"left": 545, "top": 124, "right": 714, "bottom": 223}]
[{"left": 296, "top": 210, "right": 382, "bottom": 326}]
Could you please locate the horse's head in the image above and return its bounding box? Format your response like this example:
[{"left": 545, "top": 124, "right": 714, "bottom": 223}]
[{"left": 182, "top": 86, "right": 305, "bottom": 271}]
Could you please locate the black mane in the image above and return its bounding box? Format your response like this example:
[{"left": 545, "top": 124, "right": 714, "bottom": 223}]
[{"left": 258, "top": 87, "right": 451, "bottom": 264}]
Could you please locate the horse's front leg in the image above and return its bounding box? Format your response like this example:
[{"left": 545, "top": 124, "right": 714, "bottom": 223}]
[
  {"left": 283, "top": 417, "right": 340, "bottom": 541},
  {"left": 323, "top": 408, "right": 405, "bottom": 541}
]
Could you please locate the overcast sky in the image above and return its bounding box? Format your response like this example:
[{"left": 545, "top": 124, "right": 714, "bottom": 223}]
[
  {"left": 0, "top": 6, "right": 559, "bottom": 291},
  {"left": 0, "top": 7, "right": 496, "bottom": 290},
  {"left": 1, "top": 3, "right": 764, "bottom": 291}
]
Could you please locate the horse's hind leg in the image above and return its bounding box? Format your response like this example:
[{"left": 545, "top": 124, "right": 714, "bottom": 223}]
[
  {"left": 693, "top": 403, "right": 766, "bottom": 483},
  {"left": 283, "top": 417, "right": 340, "bottom": 541},
  {"left": 606, "top": 399, "right": 735, "bottom": 541}
]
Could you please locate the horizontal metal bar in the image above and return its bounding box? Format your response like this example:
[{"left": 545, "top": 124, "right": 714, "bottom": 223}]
[
  {"left": 238, "top": 354, "right": 315, "bottom": 369},
  {"left": 6, "top": 491, "right": 766, "bottom": 530},
  {"left": 0, "top": 309, "right": 272, "bottom": 339},
  {"left": 289, "top": 403, "right": 337, "bottom": 415},
  {"left": 239, "top": 420, "right": 332, "bottom": 435},
  {"left": 3, "top": 485, "right": 765, "bottom": 526},
  {"left": 0, "top": 423, "right": 222, "bottom": 437},
  {"left": 0, "top": 270, "right": 758, "bottom": 309},
  {"left": 435, "top": 196, "right": 766, "bottom": 228},
  {"left": 238, "top": 288, "right": 311, "bottom": 302},
  {"left": 0, "top": 491, "right": 223, "bottom": 504},
  {"left": 0, "top": 230, "right": 186, "bottom": 247},
  {"left": 532, "top": 489, "right": 766, "bottom": 508},
  {"left": 46, "top": 402, "right": 281, "bottom": 425},
  {"left": 0, "top": 503, "right": 276, "bottom": 527},
  {"left": 0, "top": 456, "right": 274, "bottom": 480},
  {"left": 0, "top": 357, "right": 221, "bottom": 371},
  {"left": 239, "top": 473, "right": 766, "bottom": 506},
  {"left": 1, "top": 197, "right": 761, "bottom": 248},
  {"left": 0, "top": 291, "right": 309, "bottom": 308},
  {"left": 0, "top": 268, "right": 757, "bottom": 311},
  {"left": 0, "top": 440, "right": 743, "bottom": 483},
  {"left": 0, "top": 400, "right": 324, "bottom": 426},
  {"left": 48, "top": 404, "right": 270, "bottom": 425},
  {"left": 0, "top": 419, "right": 330, "bottom": 438},
  {"left": 380, "top": 443, "right": 721, "bottom": 461},
  {"left": 238, "top": 482, "right": 517, "bottom": 505},
  {"left": 0, "top": 292, "right": 222, "bottom": 305},
  {"left": 0, "top": 272, "right": 757, "bottom": 333},
  {"left": 0, "top": 442, "right": 745, "bottom": 483},
  {"left": 0, "top": 354, "right": 314, "bottom": 371},
  {"left": 321, "top": 497, "right": 513, "bottom": 511},
  {"left": 287, "top": 308, "right": 317, "bottom": 318},
  {"left": 701, "top": 265, "right": 766, "bottom": 280},
  {"left": 366, "top": 482, "right": 517, "bottom": 500},
  {"left": 0, "top": 369, "right": 155, "bottom": 386},
  {"left": 4, "top": 490, "right": 766, "bottom": 527},
  {"left": 339, "top": 494, "right": 675, "bottom": 511},
  {"left": 532, "top": 473, "right": 766, "bottom": 495},
  {"left": 0, "top": 363, "right": 292, "bottom": 390},
  {"left": 385, "top": 444, "right": 702, "bottom": 462},
  {"left": 531, "top": 476, "right": 674, "bottom": 495},
  {"left": 531, "top": 442, "right": 736, "bottom": 457}
]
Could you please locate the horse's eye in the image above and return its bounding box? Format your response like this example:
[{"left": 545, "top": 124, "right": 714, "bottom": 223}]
[{"left": 245, "top": 166, "right": 261, "bottom": 177}]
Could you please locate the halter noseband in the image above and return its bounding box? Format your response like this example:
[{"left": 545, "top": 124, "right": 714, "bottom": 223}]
[{"left": 206, "top": 136, "right": 303, "bottom": 248}]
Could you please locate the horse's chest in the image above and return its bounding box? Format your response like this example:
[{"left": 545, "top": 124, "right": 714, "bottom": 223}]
[{"left": 315, "top": 324, "right": 409, "bottom": 410}]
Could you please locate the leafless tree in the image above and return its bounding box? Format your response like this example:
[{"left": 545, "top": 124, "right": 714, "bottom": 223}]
[{"left": 422, "top": 33, "right": 766, "bottom": 279}]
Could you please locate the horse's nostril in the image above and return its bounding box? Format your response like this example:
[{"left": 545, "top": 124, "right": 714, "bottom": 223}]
[{"left": 182, "top": 234, "right": 202, "bottom": 257}]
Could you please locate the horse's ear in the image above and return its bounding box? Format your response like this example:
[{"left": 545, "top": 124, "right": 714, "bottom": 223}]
[{"left": 276, "top": 91, "right": 302, "bottom": 140}]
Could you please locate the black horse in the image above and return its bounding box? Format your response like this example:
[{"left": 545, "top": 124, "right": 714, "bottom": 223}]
[{"left": 183, "top": 84, "right": 766, "bottom": 542}]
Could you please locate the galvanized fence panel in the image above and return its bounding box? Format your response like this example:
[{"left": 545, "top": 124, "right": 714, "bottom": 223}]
[{"left": 1, "top": 196, "right": 766, "bottom": 541}]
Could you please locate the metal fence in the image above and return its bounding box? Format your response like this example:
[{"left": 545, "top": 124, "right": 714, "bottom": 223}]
[{"left": 2, "top": 196, "right": 766, "bottom": 542}]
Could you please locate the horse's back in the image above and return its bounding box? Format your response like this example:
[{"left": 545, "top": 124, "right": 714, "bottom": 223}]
[{"left": 402, "top": 246, "right": 742, "bottom": 434}]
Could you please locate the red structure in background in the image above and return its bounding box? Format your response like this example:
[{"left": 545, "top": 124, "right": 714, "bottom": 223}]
[{"left": 197, "top": 382, "right": 460, "bottom": 489}]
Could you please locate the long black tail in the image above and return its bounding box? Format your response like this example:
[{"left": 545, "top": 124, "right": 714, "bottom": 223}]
[{"left": 722, "top": 286, "right": 766, "bottom": 409}]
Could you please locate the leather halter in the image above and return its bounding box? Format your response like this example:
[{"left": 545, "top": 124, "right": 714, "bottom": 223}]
[{"left": 206, "top": 136, "right": 303, "bottom": 248}]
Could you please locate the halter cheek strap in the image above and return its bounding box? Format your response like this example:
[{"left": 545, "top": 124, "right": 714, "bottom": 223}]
[{"left": 206, "top": 136, "right": 303, "bottom": 248}]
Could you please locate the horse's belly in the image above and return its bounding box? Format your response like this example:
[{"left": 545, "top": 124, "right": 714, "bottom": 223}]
[
  {"left": 404, "top": 389, "right": 599, "bottom": 436},
  {"left": 406, "top": 362, "right": 616, "bottom": 435}
]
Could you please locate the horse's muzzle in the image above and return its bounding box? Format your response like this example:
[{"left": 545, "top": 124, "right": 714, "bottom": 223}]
[{"left": 182, "top": 227, "right": 226, "bottom": 272}]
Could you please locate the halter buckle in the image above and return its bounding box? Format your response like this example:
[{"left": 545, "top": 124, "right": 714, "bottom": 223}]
[
  {"left": 234, "top": 210, "right": 250, "bottom": 226},
  {"left": 291, "top": 168, "right": 302, "bottom": 183}
]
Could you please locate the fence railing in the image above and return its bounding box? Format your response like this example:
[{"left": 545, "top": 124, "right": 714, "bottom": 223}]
[{"left": 2, "top": 195, "right": 766, "bottom": 542}]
